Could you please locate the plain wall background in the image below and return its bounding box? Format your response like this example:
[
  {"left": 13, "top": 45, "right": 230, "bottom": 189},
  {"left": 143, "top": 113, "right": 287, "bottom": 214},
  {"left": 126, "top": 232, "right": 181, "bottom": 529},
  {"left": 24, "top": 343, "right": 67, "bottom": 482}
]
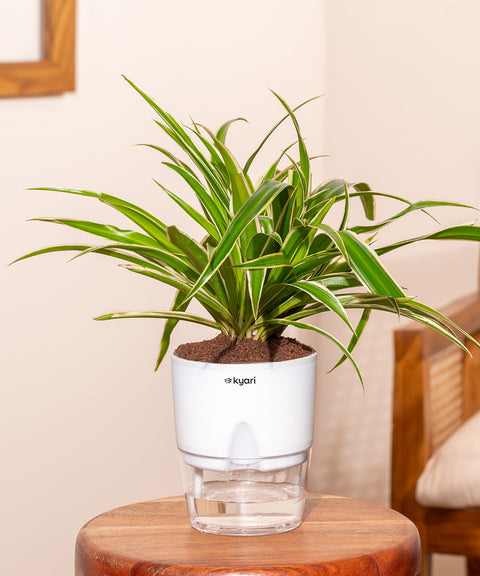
[{"left": 1, "top": 2, "right": 479, "bottom": 576}]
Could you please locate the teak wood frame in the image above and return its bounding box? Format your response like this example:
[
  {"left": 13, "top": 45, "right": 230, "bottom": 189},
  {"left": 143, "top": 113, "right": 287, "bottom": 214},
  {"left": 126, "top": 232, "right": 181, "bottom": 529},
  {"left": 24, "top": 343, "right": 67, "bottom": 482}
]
[
  {"left": 0, "top": 0, "right": 75, "bottom": 97},
  {"left": 392, "top": 289, "right": 480, "bottom": 576}
]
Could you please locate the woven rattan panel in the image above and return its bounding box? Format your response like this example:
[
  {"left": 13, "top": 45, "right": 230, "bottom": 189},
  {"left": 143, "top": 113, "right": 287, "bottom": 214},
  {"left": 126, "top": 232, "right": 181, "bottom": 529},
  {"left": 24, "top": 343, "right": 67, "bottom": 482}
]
[{"left": 428, "top": 346, "right": 464, "bottom": 451}]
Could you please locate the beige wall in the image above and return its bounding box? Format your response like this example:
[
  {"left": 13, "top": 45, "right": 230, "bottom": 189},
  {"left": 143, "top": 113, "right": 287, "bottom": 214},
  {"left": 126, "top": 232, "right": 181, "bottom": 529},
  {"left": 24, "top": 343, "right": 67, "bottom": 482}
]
[{"left": 1, "top": 1, "right": 325, "bottom": 575}]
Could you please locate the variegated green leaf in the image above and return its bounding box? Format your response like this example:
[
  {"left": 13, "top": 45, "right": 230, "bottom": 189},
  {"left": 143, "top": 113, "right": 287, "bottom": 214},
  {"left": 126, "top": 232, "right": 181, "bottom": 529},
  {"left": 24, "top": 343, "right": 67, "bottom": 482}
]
[
  {"left": 94, "top": 309, "right": 223, "bottom": 331},
  {"left": 244, "top": 96, "right": 320, "bottom": 173},
  {"left": 336, "top": 229, "right": 404, "bottom": 297},
  {"left": 332, "top": 309, "right": 371, "bottom": 370},
  {"left": 184, "top": 180, "right": 292, "bottom": 304},
  {"left": 216, "top": 117, "right": 247, "bottom": 144},
  {"left": 31, "top": 218, "right": 160, "bottom": 247},
  {"left": 156, "top": 182, "right": 220, "bottom": 240},
  {"left": 288, "top": 280, "right": 354, "bottom": 332},
  {"left": 155, "top": 291, "right": 189, "bottom": 370},
  {"left": 261, "top": 318, "right": 363, "bottom": 387},
  {"left": 270, "top": 91, "right": 310, "bottom": 196},
  {"left": 350, "top": 200, "right": 476, "bottom": 235},
  {"left": 378, "top": 224, "right": 480, "bottom": 255}
]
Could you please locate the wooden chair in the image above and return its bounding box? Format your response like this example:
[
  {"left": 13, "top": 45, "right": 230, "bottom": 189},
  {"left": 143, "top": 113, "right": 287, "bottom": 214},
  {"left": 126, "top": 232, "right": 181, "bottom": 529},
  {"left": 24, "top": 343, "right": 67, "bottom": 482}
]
[{"left": 392, "top": 291, "right": 480, "bottom": 576}]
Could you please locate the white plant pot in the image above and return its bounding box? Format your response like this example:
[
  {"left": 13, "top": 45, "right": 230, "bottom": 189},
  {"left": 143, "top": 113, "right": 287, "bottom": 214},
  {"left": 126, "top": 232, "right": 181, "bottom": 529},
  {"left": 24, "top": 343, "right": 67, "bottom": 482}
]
[{"left": 171, "top": 351, "right": 317, "bottom": 536}]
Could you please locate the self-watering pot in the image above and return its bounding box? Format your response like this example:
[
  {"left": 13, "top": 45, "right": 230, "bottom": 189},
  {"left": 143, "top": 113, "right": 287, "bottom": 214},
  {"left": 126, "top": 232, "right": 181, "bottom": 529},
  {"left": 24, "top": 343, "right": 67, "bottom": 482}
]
[{"left": 171, "top": 351, "right": 317, "bottom": 535}]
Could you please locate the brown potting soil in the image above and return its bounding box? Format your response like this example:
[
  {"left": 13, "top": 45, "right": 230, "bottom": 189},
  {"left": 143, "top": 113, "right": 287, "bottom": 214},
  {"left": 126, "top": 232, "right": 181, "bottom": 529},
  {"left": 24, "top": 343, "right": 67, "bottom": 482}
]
[{"left": 174, "top": 333, "right": 313, "bottom": 364}]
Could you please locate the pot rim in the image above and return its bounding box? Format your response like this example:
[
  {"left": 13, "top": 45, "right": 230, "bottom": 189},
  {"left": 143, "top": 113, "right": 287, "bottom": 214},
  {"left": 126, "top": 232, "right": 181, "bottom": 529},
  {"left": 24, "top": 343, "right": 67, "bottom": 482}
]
[{"left": 171, "top": 349, "right": 317, "bottom": 369}]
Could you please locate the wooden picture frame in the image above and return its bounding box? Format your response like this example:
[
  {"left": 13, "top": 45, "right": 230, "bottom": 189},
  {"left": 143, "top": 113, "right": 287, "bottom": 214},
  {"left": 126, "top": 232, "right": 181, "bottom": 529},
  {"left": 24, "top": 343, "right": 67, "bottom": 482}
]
[{"left": 0, "top": 0, "right": 75, "bottom": 97}]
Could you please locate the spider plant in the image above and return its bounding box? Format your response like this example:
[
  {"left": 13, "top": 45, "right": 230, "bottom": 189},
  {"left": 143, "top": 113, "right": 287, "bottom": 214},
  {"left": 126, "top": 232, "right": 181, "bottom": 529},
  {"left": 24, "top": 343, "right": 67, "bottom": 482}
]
[{"left": 14, "top": 79, "right": 480, "bottom": 384}]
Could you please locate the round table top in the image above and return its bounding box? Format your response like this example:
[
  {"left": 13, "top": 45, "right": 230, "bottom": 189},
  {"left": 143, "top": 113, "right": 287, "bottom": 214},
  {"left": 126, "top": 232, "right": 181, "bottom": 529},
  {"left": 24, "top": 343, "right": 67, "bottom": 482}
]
[{"left": 75, "top": 494, "right": 421, "bottom": 576}]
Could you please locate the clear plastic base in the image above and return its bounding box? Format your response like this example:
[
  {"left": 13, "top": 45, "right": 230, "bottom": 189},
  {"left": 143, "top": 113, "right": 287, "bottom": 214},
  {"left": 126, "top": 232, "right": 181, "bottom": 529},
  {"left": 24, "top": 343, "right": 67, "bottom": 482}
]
[{"left": 182, "top": 457, "right": 308, "bottom": 536}]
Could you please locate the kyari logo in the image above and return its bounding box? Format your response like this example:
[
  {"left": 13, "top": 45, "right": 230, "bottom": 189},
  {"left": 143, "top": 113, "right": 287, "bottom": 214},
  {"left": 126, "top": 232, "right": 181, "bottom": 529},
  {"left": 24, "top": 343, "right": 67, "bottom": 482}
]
[{"left": 224, "top": 376, "right": 256, "bottom": 386}]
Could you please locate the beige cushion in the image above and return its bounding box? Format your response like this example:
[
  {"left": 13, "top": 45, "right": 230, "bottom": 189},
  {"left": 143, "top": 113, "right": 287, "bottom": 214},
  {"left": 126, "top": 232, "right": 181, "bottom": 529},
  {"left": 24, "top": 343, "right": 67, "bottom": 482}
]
[{"left": 416, "top": 411, "right": 480, "bottom": 508}]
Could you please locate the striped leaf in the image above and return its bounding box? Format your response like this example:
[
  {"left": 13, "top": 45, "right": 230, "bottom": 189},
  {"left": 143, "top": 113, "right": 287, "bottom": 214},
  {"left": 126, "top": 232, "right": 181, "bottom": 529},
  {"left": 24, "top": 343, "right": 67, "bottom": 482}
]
[
  {"left": 288, "top": 280, "right": 355, "bottom": 332},
  {"left": 261, "top": 318, "right": 363, "bottom": 387},
  {"left": 31, "top": 218, "right": 160, "bottom": 247},
  {"left": 94, "top": 309, "right": 223, "bottom": 331},
  {"left": 378, "top": 224, "right": 480, "bottom": 255},
  {"left": 184, "top": 180, "right": 292, "bottom": 303},
  {"left": 350, "top": 200, "right": 476, "bottom": 235},
  {"left": 336, "top": 230, "right": 405, "bottom": 298}
]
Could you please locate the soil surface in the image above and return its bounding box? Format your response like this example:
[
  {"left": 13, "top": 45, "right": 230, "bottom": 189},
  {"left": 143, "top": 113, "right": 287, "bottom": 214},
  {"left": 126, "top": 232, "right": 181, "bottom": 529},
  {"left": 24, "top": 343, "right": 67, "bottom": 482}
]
[{"left": 174, "top": 333, "right": 314, "bottom": 364}]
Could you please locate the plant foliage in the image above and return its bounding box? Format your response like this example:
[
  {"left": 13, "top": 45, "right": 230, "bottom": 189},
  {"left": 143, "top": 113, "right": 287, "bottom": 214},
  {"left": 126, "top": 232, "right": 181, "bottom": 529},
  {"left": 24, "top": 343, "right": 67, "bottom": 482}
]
[{"left": 14, "top": 80, "right": 480, "bottom": 381}]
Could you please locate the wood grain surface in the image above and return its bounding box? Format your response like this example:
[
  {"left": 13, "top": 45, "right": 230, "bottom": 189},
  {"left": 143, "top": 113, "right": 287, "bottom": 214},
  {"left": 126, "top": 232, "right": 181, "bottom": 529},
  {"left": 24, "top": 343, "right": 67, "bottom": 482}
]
[
  {"left": 75, "top": 494, "right": 421, "bottom": 576},
  {"left": 0, "top": 0, "right": 75, "bottom": 97}
]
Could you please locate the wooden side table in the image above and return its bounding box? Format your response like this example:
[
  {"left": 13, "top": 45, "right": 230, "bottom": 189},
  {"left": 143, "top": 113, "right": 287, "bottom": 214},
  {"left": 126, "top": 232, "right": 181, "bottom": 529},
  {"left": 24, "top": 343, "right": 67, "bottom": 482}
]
[{"left": 75, "top": 494, "right": 421, "bottom": 576}]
